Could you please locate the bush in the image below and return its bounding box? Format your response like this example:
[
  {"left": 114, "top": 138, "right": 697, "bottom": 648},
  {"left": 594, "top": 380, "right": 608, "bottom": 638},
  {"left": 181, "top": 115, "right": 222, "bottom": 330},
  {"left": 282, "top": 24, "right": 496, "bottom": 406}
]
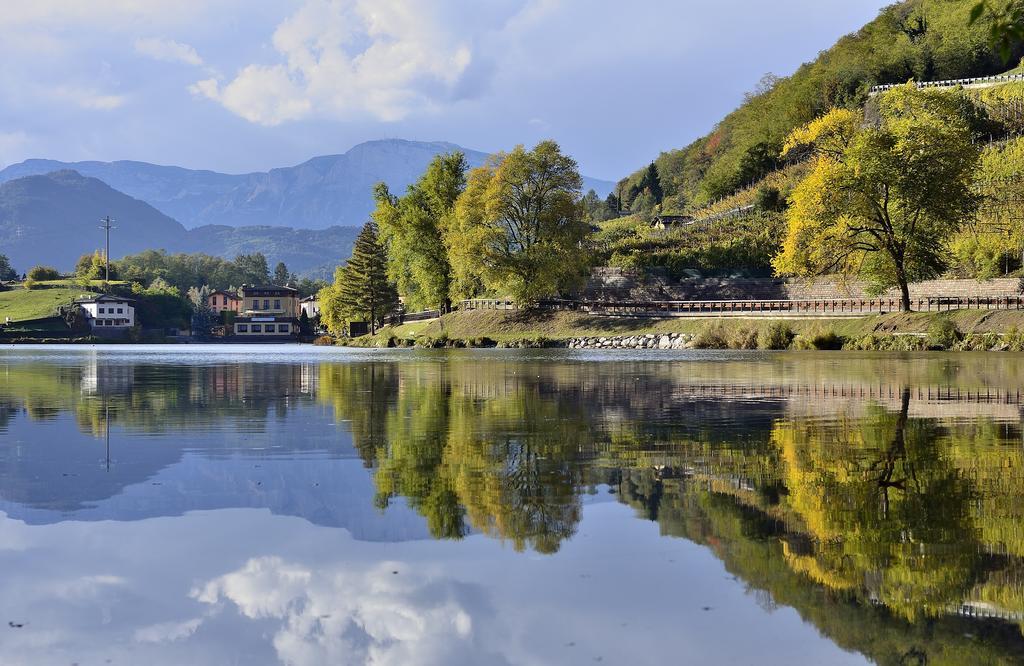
[
  {"left": 842, "top": 334, "right": 926, "bottom": 351},
  {"left": 729, "top": 326, "right": 759, "bottom": 349},
  {"left": 758, "top": 322, "right": 794, "bottom": 350},
  {"left": 1005, "top": 328, "right": 1024, "bottom": 352},
  {"left": 692, "top": 322, "right": 729, "bottom": 349},
  {"left": 954, "top": 332, "right": 1001, "bottom": 351},
  {"left": 810, "top": 330, "right": 844, "bottom": 350},
  {"left": 22, "top": 278, "right": 38, "bottom": 290},
  {"left": 26, "top": 266, "right": 60, "bottom": 281},
  {"left": 313, "top": 335, "right": 334, "bottom": 346},
  {"left": 925, "top": 317, "right": 962, "bottom": 350}
]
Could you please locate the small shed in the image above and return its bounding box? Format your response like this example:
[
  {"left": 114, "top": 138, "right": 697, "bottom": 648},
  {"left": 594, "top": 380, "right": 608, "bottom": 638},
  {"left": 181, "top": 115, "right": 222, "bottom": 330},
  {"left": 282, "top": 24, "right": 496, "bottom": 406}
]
[{"left": 650, "top": 215, "right": 693, "bottom": 231}]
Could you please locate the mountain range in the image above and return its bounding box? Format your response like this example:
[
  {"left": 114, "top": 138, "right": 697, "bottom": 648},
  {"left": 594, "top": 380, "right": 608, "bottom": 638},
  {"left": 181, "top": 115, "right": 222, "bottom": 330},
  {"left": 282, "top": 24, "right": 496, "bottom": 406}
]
[
  {"left": 0, "top": 170, "right": 359, "bottom": 277},
  {"left": 0, "top": 139, "right": 614, "bottom": 230}
]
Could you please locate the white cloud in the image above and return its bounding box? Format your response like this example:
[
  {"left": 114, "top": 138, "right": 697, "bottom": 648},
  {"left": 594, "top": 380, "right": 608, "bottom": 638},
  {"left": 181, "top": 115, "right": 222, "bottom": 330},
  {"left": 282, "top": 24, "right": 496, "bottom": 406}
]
[
  {"left": 52, "top": 86, "right": 127, "bottom": 110},
  {"left": 193, "top": 0, "right": 527, "bottom": 125},
  {"left": 134, "top": 617, "right": 204, "bottom": 644},
  {"left": 134, "top": 37, "right": 203, "bottom": 67},
  {"left": 194, "top": 556, "right": 506, "bottom": 666}
]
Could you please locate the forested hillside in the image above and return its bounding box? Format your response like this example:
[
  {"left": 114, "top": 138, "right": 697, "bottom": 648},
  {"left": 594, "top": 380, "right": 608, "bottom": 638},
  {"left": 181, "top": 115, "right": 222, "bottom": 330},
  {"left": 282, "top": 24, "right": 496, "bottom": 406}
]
[{"left": 619, "top": 0, "right": 1023, "bottom": 212}]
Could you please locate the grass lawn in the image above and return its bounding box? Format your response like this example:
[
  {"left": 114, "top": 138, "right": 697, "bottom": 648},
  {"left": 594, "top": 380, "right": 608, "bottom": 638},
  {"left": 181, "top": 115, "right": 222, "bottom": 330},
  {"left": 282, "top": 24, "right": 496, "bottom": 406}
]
[{"left": 0, "top": 287, "right": 86, "bottom": 322}]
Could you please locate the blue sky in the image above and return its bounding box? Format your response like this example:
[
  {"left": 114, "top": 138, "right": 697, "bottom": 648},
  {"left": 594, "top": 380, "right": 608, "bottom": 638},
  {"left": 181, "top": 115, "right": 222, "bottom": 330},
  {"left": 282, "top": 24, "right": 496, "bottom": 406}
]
[{"left": 0, "top": 1, "right": 890, "bottom": 180}]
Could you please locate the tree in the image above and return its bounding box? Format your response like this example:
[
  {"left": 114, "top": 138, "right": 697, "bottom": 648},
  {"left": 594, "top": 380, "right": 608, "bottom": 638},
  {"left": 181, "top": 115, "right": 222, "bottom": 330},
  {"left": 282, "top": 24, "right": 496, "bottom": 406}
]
[
  {"left": 448, "top": 141, "right": 591, "bottom": 304},
  {"left": 604, "top": 192, "right": 620, "bottom": 218},
  {"left": 373, "top": 152, "right": 467, "bottom": 312},
  {"left": 320, "top": 221, "right": 399, "bottom": 335},
  {"left": 59, "top": 303, "right": 90, "bottom": 335},
  {"left": 773, "top": 86, "right": 980, "bottom": 311},
  {"left": 0, "top": 254, "right": 16, "bottom": 281},
  {"left": 233, "top": 253, "right": 270, "bottom": 285},
  {"left": 971, "top": 1, "right": 1024, "bottom": 61},
  {"left": 27, "top": 266, "right": 60, "bottom": 281},
  {"left": 273, "top": 261, "right": 292, "bottom": 285},
  {"left": 642, "top": 162, "right": 663, "bottom": 205},
  {"left": 295, "top": 277, "right": 329, "bottom": 298},
  {"left": 75, "top": 251, "right": 117, "bottom": 280}
]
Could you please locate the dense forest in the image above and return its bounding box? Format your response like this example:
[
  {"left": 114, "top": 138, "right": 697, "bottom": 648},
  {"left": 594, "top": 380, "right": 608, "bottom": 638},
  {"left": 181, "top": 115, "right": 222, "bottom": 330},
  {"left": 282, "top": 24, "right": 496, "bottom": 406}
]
[{"left": 617, "top": 0, "right": 1024, "bottom": 212}]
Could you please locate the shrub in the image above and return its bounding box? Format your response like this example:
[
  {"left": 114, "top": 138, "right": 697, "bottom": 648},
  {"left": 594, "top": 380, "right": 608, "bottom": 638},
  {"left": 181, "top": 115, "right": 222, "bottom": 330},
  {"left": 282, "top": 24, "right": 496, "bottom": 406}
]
[
  {"left": 313, "top": 335, "right": 334, "bottom": 346},
  {"left": 758, "top": 322, "right": 794, "bottom": 350},
  {"left": 730, "top": 326, "right": 759, "bottom": 350},
  {"left": 810, "top": 330, "right": 843, "bottom": 350},
  {"left": 1005, "top": 328, "right": 1024, "bottom": 352},
  {"left": 925, "top": 317, "right": 962, "bottom": 350},
  {"left": 692, "top": 322, "right": 729, "bottom": 349},
  {"left": 26, "top": 266, "right": 60, "bottom": 281},
  {"left": 954, "top": 332, "right": 1001, "bottom": 351},
  {"left": 22, "top": 278, "right": 38, "bottom": 290}
]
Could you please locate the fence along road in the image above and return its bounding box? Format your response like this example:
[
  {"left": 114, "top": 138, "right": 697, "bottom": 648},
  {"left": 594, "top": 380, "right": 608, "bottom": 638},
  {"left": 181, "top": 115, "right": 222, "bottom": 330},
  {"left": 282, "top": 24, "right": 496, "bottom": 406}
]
[{"left": 454, "top": 296, "right": 1024, "bottom": 318}]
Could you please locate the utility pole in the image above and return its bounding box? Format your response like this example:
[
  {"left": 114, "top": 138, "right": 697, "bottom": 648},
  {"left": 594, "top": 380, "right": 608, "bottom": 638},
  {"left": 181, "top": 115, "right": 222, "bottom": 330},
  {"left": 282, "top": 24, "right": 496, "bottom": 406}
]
[{"left": 99, "top": 216, "right": 114, "bottom": 281}]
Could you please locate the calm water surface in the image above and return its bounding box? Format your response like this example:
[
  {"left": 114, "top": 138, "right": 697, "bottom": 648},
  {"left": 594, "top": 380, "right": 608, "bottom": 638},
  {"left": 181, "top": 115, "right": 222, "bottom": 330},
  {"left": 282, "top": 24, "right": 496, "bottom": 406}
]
[{"left": 1, "top": 345, "right": 1024, "bottom": 665}]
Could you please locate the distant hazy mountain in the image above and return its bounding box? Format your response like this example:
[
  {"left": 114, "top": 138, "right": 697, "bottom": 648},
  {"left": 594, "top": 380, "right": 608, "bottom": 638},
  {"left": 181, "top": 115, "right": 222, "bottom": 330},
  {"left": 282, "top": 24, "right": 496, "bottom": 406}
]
[
  {"left": 0, "top": 139, "right": 615, "bottom": 230},
  {"left": 0, "top": 170, "right": 357, "bottom": 275}
]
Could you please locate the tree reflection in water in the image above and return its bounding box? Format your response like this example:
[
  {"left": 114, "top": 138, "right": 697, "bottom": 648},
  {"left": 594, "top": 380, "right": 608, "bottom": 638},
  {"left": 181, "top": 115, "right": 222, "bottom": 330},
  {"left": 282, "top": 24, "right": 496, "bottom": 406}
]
[
  {"left": 316, "top": 357, "right": 1024, "bottom": 662},
  {"left": 5, "top": 353, "right": 1024, "bottom": 662}
]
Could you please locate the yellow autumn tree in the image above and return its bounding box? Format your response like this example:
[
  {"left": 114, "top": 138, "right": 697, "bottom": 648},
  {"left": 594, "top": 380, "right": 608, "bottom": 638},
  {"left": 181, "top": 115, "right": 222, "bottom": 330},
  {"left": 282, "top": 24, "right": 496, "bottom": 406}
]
[{"left": 774, "top": 85, "right": 980, "bottom": 310}]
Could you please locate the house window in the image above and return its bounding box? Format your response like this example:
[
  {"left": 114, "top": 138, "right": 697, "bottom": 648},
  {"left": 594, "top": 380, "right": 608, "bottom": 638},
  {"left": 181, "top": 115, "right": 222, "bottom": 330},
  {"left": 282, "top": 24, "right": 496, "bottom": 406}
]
[
  {"left": 278, "top": 324, "right": 289, "bottom": 333},
  {"left": 98, "top": 307, "right": 105, "bottom": 314},
  {"left": 274, "top": 299, "right": 281, "bottom": 310},
  {"left": 117, "top": 308, "right": 123, "bottom": 314},
  {"left": 251, "top": 324, "right": 262, "bottom": 333},
  {"left": 263, "top": 299, "right": 270, "bottom": 310},
  {"left": 252, "top": 300, "right": 258, "bottom": 309},
  {"left": 238, "top": 324, "right": 248, "bottom": 333},
  {"left": 96, "top": 320, "right": 104, "bottom": 326}
]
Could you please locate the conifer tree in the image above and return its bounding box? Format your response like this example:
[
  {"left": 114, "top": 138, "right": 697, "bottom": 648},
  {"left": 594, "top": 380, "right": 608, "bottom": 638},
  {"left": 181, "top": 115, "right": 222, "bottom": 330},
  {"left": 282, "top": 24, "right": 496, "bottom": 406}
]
[
  {"left": 273, "top": 261, "right": 292, "bottom": 285},
  {"left": 321, "top": 221, "right": 399, "bottom": 335}
]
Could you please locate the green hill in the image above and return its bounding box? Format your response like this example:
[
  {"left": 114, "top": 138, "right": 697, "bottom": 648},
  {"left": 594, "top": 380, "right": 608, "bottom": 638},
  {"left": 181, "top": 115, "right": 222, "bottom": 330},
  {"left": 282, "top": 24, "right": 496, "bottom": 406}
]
[{"left": 619, "top": 0, "right": 1023, "bottom": 212}]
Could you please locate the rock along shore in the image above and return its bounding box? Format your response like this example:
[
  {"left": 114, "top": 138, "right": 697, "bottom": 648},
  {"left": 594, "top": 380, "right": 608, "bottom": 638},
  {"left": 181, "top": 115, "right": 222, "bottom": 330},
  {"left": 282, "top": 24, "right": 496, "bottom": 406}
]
[{"left": 566, "top": 333, "right": 693, "bottom": 350}]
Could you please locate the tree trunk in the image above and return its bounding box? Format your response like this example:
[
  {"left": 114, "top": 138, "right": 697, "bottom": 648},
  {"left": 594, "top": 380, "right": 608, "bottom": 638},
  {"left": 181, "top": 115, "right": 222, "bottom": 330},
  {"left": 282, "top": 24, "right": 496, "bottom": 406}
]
[
  {"left": 893, "top": 258, "right": 911, "bottom": 312},
  {"left": 899, "top": 279, "right": 911, "bottom": 312}
]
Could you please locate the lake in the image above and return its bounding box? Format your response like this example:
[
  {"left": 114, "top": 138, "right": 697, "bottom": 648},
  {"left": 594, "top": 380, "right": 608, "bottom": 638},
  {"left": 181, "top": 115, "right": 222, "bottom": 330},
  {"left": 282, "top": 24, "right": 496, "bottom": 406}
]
[{"left": 1, "top": 346, "right": 1023, "bottom": 665}]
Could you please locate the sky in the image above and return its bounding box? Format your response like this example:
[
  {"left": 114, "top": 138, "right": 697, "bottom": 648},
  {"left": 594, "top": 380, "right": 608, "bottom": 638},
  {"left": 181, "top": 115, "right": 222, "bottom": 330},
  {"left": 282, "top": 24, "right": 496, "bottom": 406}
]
[{"left": 0, "top": 0, "right": 891, "bottom": 181}]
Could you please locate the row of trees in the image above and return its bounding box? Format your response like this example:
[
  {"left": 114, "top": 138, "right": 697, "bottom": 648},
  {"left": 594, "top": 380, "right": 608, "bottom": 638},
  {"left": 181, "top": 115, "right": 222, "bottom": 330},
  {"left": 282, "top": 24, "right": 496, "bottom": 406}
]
[{"left": 320, "top": 141, "right": 593, "bottom": 333}]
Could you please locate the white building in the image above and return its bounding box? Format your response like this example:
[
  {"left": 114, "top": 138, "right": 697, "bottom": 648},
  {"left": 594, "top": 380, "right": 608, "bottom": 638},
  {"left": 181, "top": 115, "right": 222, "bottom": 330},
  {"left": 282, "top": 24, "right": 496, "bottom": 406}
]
[
  {"left": 75, "top": 294, "right": 136, "bottom": 330},
  {"left": 300, "top": 295, "right": 320, "bottom": 319}
]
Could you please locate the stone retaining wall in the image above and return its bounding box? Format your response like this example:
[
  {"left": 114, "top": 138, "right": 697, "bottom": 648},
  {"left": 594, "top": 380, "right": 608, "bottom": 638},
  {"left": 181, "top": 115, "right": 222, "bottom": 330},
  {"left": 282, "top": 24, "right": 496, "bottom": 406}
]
[{"left": 578, "top": 269, "right": 1021, "bottom": 302}]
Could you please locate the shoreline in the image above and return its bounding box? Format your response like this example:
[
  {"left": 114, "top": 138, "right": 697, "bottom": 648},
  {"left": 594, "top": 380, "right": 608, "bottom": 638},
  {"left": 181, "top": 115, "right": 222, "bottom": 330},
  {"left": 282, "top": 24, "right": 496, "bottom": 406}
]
[
  {"left": 337, "top": 309, "right": 1024, "bottom": 352},
  {"left": 8, "top": 308, "right": 1024, "bottom": 352}
]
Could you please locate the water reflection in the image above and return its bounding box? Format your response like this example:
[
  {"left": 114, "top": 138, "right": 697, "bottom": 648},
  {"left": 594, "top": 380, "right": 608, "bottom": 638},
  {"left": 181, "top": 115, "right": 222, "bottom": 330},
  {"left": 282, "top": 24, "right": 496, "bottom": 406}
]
[{"left": 2, "top": 347, "right": 1024, "bottom": 663}]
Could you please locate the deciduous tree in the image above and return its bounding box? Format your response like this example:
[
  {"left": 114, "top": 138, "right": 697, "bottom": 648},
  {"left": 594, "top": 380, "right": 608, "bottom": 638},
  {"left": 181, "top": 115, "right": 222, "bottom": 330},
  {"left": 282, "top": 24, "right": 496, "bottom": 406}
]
[
  {"left": 373, "top": 152, "right": 467, "bottom": 312},
  {"left": 773, "top": 86, "right": 980, "bottom": 311},
  {"left": 448, "top": 141, "right": 591, "bottom": 305}
]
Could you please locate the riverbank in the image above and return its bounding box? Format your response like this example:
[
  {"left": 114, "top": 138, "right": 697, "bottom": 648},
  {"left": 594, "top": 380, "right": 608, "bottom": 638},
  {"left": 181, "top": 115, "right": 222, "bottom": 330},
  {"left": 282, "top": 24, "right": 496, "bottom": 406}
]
[{"left": 341, "top": 309, "right": 1024, "bottom": 351}]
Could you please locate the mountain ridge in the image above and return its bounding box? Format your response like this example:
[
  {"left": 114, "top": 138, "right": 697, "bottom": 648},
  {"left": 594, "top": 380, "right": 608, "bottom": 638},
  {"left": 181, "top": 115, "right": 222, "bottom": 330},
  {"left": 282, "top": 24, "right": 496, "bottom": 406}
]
[
  {"left": 0, "top": 139, "right": 614, "bottom": 230},
  {"left": 0, "top": 170, "right": 358, "bottom": 276}
]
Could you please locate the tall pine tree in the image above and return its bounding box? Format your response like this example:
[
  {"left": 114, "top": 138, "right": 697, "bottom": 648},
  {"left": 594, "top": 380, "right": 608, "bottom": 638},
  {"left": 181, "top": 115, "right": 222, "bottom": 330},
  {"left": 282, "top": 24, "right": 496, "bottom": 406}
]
[{"left": 322, "top": 221, "right": 399, "bottom": 335}]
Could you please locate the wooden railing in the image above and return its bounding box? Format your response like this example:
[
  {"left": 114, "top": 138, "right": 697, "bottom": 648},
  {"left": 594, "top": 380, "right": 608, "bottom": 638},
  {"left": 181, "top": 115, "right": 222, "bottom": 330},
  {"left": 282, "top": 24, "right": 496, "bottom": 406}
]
[{"left": 458, "top": 296, "right": 1024, "bottom": 316}]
